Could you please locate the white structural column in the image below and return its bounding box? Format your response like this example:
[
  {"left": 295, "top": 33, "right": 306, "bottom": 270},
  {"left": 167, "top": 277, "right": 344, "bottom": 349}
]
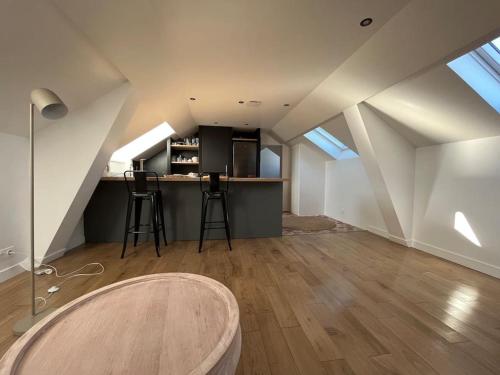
[
  {"left": 344, "top": 103, "right": 415, "bottom": 245},
  {"left": 290, "top": 142, "right": 328, "bottom": 216},
  {"left": 34, "top": 83, "right": 138, "bottom": 261}
]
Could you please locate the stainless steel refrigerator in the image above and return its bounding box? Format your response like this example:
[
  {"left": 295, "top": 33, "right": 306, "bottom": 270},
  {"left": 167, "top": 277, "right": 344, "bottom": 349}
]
[{"left": 233, "top": 141, "right": 257, "bottom": 177}]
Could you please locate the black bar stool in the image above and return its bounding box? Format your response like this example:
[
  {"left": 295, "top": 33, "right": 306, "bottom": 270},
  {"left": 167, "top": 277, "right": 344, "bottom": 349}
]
[
  {"left": 121, "top": 170, "right": 167, "bottom": 258},
  {"left": 199, "top": 172, "right": 232, "bottom": 252}
]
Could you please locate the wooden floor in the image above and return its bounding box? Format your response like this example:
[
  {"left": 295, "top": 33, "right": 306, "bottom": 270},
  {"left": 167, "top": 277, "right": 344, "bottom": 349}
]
[{"left": 1, "top": 232, "right": 500, "bottom": 374}]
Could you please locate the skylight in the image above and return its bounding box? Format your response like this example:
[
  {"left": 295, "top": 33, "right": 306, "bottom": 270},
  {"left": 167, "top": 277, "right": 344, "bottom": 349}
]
[
  {"left": 111, "top": 122, "right": 175, "bottom": 162},
  {"left": 447, "top": 36, "right": 500, "bottom": 113},
  {"left": 304, "top": 127, "right": 357, "bottom": 160}
]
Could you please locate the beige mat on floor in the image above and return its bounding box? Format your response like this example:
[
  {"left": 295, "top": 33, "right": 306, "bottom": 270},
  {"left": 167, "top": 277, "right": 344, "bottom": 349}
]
[{"left": 282, "top": 213, "right": 362, "bottom": 235}]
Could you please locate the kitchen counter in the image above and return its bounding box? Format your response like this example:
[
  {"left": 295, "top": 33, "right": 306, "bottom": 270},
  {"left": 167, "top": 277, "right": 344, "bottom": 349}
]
[
  {"left": 85, "top": 176, "right": 283, "bottom": 242},
  {"left": 101, "top": 175, "right": 286, "bottom": 183}
]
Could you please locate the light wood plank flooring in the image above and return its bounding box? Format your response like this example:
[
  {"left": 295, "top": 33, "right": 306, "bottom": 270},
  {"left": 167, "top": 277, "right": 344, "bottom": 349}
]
[{"left": 1, "top": 232, "right": 500, "bottom": 374}]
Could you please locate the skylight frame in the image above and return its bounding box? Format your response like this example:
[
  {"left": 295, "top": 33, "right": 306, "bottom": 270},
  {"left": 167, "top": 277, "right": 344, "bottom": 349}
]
[
  {"left": 473, "top": 40, "right": 500, "bottom": 78},
  {"left": 111, "top": 122, "right": 175, "bottom": 162},
  {"left": 447, "top": 36, "right": 500, "bottom": 113},
  {"left": 304, "top": 127, "right": 357, "bottom": 160},
  {"left": 315, "top": 127, "right": 349, "bottom": 151}
]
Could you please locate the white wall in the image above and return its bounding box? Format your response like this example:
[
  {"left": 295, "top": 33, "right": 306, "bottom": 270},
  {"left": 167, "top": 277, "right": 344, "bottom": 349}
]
[
  {"left": 413, "top": 136, "right": 500, "bottom": 278},
  {"left": 34, "top": 83, "right": 137, "bottom": 261},
  {"left": 325, "top": 158, "right": 387, "bottom": 234},
  {"left": 291, "top": 142, "right": 328, "bottom": 216},
  {"left": 344, "top": 104, "right": 415, "bottom": 245},
  {"left": 289, "top": 116, "right": 500, "bottom": 279},
  {"left": 358, "top": 104, "right": 416, "bottom": 240},
  {"left": 261, "top": 132, "right": 291, "bottom": 211},
  {"left": 291, "top": 144, "right": 300, "bottom": 214},
  {"left": 0, "top": 133, "right": 28, "bottom": 281}
]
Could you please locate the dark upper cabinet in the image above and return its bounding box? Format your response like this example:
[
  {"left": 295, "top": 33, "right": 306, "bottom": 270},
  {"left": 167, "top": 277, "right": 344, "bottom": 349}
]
[{"left": 199, "top": 126, "right": 233, "bottom": 175}]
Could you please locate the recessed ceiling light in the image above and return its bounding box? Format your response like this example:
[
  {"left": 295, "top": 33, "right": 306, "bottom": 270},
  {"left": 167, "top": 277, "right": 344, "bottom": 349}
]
[
  {"left": 360, "top": 18, "right": 373, "bottom": 27},
  {"left": 189, "top": 97, "right": 196, "bottom": 101},
  {"left": 238, "top": 100, "right": 245, "bottom": 104},
  {"left": 244, "top": 123, "right": 249, "bottom": 126},
  {"left": 214, "top": 121, "right": 219, "bottom": 125},
  {"left": 283, "top": 103, "right": 290, "bottom": 107}
]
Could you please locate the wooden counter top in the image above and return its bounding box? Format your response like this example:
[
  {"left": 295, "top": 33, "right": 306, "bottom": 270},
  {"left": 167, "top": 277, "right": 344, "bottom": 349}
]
[{"left": 101, "top": 175, "right": 286, "bottom": 183}]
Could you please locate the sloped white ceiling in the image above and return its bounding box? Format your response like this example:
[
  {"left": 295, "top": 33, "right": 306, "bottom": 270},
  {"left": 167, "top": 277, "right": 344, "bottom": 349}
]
[
  {"left": 366, "top": 64, "right": 500, "bottom": 146},
  {"left": 272, "top": 0, "right": 500, "bottom": 142},
  {"left": 0, "top": 0, "right": 125, "bottom": 136},
  {"left": 52, "top": 0, "right": 408, "bottom": 140},
  {"left": 2, "top": 0, "right": 499, "bottom": 149}
]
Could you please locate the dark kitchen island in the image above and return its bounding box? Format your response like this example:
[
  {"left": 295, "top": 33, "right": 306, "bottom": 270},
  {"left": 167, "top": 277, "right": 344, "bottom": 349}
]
[{"left": 84, "top": 176, "right": 284, "bottom": 242}]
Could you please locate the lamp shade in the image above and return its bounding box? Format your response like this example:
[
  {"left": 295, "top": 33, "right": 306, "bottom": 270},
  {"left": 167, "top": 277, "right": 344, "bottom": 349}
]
[{"left": 30, "top": 88, "right": 67, "bottom": 119}]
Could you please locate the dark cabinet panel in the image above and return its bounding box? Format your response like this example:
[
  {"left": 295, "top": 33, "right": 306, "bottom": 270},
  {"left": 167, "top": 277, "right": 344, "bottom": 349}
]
[{"left": 199, "top": 126, "right": 233, "bottom": 174}]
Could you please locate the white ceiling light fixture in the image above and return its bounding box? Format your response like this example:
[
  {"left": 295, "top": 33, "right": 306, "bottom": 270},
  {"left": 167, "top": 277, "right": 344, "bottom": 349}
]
[
  {"left": 111, "top": 122, "right": 175, "bottom": 162},
  {"left": 247, "top": 100, "right": 262, "bottom": 107}
]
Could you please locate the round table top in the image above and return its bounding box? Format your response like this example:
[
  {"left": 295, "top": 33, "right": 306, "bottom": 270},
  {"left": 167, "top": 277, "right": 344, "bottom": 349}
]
[{"left": 0, "top": 273, "right": 241, "bottom": 375}]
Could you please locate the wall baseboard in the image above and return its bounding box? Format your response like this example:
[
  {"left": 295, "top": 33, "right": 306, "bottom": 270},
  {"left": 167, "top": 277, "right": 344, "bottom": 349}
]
[
  {"left": 2, "top": 245, "right": 88, "bottom": 283},
  {"left": 367, "top": 226, "right": 389, "bottom": 239},
  {"left": 20, "top": 247, "right": 67, "bottom": 271},
  {"left": 413, "top": 240, "right": 500, "bottom": 279},
  {"left": 367, "top": 226, "right": 413, "bottom": 247},
  {"left": 0, "top": 263, "right": 25, "bottom": 283},
  {"left": 388, "top": 234, "right": 412, "bottom": 247},
  {"left": 366, "top": 227, "right": 499, "bottom": 278},
  {"left": 41, "top": 247, "right": 68, "bottom": 264}
]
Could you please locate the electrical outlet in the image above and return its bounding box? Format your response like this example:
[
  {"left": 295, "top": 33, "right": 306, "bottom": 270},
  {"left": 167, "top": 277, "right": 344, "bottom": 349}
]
[{"left": 0, "top": 246, "right": 15, "bottom": 255}]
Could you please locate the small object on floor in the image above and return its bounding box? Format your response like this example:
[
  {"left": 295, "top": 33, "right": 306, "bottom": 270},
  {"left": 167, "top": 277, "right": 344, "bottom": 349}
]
[{"left": 47, "top": 286, "right": 60, "bottom": 293}]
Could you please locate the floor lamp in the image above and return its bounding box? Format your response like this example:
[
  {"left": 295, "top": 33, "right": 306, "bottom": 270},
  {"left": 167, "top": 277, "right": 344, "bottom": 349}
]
[{"left": 13, "top": 88, "right": 68, "bottom": 336}]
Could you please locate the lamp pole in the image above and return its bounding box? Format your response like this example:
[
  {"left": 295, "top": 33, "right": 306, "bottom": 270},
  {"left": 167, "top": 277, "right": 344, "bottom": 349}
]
[
  {"left": 13, "top": 89, "right": 67, "bottom": 336},
  {"left": 29, "top": 102, "right": 35, "bottom": 317}
]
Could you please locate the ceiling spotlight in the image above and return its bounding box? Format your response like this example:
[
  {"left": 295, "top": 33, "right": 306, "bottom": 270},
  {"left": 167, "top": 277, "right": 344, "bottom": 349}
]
[
  {"left": 283, "top": 103, "right": 290, "bottom": 107},
  {"left": 238, "top": 100, "right": 245, "bottom": 104},
  {"left": 360, "top": 18, "right": 373, "bottom": 27},
  {"left": 214, "top": 121, "right": 219, "bottom": 124},
  {"left": 189, "top": 97, "right": 196, "bottom": 101},
  {"left": 244, "top": 123, "right": 249, "bottom": 126}
]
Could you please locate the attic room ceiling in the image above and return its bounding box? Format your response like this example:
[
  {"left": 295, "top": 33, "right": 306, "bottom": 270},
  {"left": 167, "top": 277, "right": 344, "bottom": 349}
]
[
  {"left": 0, "top": 0, "right": 125, "bottom": 137},
  {"left": 272, "top": 0, "right": 500, "bottom": 142},
  {"left": 50, "top": 0, "right": 409, "bottom": 140},
  {"left": 366, "top": 63, "right": 500, "bottom": 147},
  {"left": 2, "top": 0, "right": 498, "bottom": 149}
]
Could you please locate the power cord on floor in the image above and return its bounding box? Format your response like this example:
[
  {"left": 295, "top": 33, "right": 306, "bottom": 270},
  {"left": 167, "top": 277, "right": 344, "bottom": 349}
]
[{"left": 34, "top": 262, "right": 105, "bottom": 309}]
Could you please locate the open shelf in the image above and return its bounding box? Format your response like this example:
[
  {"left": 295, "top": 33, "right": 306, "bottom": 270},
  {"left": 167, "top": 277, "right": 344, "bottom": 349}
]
[
  {"left": 171, "top": 144, "right": 199, "bottom": 150},
  {"left": 171, "top": 161, "right": 199, "bottom": 165}
]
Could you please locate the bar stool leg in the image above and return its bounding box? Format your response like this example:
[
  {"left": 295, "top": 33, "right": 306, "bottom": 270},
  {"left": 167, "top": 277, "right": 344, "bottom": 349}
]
[
  {"left": 221, "top": 193, "right": 232, "bottom": 251},
  {"left": 157, "top": 193, "right": 167, "bottom": 246},
  {"left": 133, "top": 197, "right": 143, "bottom": 247},
  {"left": 150, "top": 195, "right": 161, "bottom": 257},
  {"left": 198, "top": 193, "right": 208, "bottom": 253},
  {"left": 121, "top": 195, "right": 134, "bottom": 258}
]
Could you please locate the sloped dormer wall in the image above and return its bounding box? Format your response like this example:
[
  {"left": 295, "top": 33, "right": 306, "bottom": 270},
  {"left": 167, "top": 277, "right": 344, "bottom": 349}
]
[{"left": 33, "top": 83, "right": 138, "bottom": 262}]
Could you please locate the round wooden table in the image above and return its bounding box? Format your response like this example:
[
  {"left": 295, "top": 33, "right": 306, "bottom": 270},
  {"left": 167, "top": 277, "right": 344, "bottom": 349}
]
[{"left": 0, "top": 273, "right": 241, "bottom": 375}]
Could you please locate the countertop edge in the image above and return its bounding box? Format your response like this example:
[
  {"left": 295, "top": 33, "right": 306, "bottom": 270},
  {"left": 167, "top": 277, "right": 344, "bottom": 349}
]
[{"left": 101, "top": 176, "right": 287, "bottom": 183}]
